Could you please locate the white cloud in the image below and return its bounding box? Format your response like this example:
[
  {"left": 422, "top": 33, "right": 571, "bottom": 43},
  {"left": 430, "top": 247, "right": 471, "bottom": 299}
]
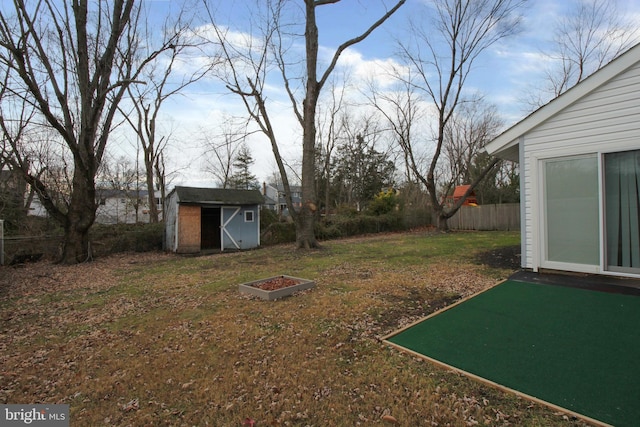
[
  {"left": 125, "top": 0, "right": 640, "bottom": 187},
  {"left": 332, "top": 48, "right": 408, "bottom": 90}
]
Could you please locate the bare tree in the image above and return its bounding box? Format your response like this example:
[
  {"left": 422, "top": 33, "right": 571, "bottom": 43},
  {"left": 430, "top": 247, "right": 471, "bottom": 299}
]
[
  {"left": 367, "top": 67, "right": 425, "bottom": 186},
  {"left": 393, "top": 0, "right": 524, "bottom": 230},
  {"left": 0, "top": 1, "right": 177, "bottom": 263},
  {"left": 0, "top": 84, "right": 38, "bottom": 227},
  {"left": 0, "top": 65, "right": 30, "bottom": 217},
  {"left": 120, "top": 8, "right": 215, "bottom": 223},
  {"left": 204, "top": 0, "right": 405, "bottom": 248},
  {"left": 154, "top": 150, "right": 167, "bottom": 214},
  {"left": 469, "top": 151, "right": 519, "bottom": 204},
  {"left": 97, "top": 153, "right": 143, "bottom": 224},
  {"left": 315, "top": 77, "right": 347, "bottom": 216},
  {"left": 443, "top": 96, "right": 503, "bottom": 190},
  {"left": 199, "top": 118, "right": 250, "bottom": 188},
  {"left": 538, "top": 0, "right": 640, "bottom": 104}
]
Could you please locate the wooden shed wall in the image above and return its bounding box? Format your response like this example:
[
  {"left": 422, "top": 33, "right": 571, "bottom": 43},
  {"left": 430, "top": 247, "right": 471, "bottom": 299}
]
[{"left": 177, "top": 205, "right": 201, "bottom": 253}]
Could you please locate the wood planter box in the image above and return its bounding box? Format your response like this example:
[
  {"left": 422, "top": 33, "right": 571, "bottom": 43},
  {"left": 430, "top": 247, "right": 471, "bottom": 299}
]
[{"left": 238, "top": 275, "right": 315, "bottom": 300}]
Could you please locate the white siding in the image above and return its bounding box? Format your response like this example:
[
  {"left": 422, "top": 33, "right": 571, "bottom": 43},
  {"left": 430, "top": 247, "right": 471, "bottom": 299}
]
[{"left": 521, "top": 62, "right": 640, "bottom": 272}]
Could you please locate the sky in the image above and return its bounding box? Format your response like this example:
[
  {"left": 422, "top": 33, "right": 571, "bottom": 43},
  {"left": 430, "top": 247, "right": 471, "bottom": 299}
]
[{"left": 116, "top": 0, "right": 640, "bottom": 188}]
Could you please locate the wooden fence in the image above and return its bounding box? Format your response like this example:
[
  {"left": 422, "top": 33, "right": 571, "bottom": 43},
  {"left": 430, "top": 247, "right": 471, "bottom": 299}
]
[{"left": 448, "top": 203, "right": 520, "bottom": 231}]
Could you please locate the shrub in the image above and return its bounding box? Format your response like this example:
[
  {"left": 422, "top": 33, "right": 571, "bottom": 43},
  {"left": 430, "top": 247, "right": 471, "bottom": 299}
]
[
  {"left": 261, "top": 212, "right": 407, "bottom": 245},
  {"left": 260, "top": 221, "right": 296, "bottom": 245},
  {"left": 260, "top": 208, "right": 279, "bottom": 230},
  {"left": 315, "top": 221, "right": 342, "bottom": 240},
  {"left": 402, "top": 205, "right": 433, "bottom": 229},
  {"left": 335, "top": 204, "right": 359, "bottom": 218},
  {"left": 2, "top": 222, "right": 165, "bottom": 263},
  {"left": 89, "top": 223, "right": 164, "bottom": 256},
  {"left": 3, "top": 215, "right": 61, "bottom": 236},
  {"left": 367, "top": 189, "right": 399, "bottom": 216},
  {"left": 319, "top": 212, "right": 405, "bottom": 238}
]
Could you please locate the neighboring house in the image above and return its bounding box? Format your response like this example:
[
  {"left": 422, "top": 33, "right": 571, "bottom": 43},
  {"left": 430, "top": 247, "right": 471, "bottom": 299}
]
[
  {"left": 29, "top": 187, "right": 163, "bottom": 224},
  {"left": 26, "top": 194, "right": 48, "bottom": 217},
  {"left": 164, "top": 186, "right": 264, "bottom": 253},
  {"left": 96, "top": 188, "right": 150, "bottom": 224},
  {"left": 485, "top": 42, "right": 640, "bottom": 278},
  {"left": 261, "top": 182, "right": 278, "bottom": 212},
  {"left": 263, "top": 183, "right": 302, "bottom": 216}
]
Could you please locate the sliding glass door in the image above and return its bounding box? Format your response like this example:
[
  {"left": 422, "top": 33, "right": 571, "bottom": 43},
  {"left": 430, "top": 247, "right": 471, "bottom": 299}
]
[
  {"left": 543, "top": 156, "right": 600, "bottom": 267},
  {"left": 541, "top": 150, "right": 640, "bottom": 276},
  {"left": 605, "top": 150, "right": 640, "bottom": 274}
]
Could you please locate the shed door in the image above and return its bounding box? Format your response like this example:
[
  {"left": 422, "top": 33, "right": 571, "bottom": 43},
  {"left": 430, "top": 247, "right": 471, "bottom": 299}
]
[
  {"left": 201, "top": 207, "right": 221, "bottom": 250},
  {"left": 221, "top": 206, "right": 241, "bottom": 251}
]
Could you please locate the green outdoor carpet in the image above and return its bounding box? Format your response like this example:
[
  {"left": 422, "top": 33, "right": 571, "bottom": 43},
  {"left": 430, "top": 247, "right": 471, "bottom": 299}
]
[{"left": 385, "top": 280, "right": 640, "bottom": 427}]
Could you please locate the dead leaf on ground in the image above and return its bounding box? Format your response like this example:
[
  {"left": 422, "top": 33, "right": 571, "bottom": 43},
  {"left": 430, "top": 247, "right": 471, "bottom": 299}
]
[
  {"left": 382, "top": 414, "right": 399, "bottom": 424},
  {"left": 122, "top": 398, "right": 139, "bottom": 412}
]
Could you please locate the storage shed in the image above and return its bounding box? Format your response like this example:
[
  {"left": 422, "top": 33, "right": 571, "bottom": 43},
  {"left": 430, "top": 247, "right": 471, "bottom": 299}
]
[
  {"left": 484, "top": 42, "right": 640, "bottom": 278},
  {"left": 165, "top": 186, "right": 264, "bottom": 253}
]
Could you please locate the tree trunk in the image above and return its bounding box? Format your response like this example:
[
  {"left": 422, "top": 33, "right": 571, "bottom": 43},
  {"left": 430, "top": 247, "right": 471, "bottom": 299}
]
[
  {"left": 436, "top": 211, "right": 450, "bottom": 231},
  {"left": 60, "top": 222, "right": 92, "bottom": 264},
  {"left": 297, "top": 101, "right": 319, "bottom": 248},
  {"left": 155, "top": 152, "right": 166, "bottom": 222},
  {"left": 297, "top": 112, "right": 320, "bottom": 249},
  {"left": 295, "top": 205, "right": 318, "bottom": 249},
  {"left": 325, "top": 177, "right": 331, "bottom": 218},
  {"left": 59, "top": 169, "right": 97, "bottom": 263},
  {"left": 145, "top": 154, "right": 159, "bottom": 223},
  {"left": 296, "top": 0, "right": 320, "bottom": 249}
]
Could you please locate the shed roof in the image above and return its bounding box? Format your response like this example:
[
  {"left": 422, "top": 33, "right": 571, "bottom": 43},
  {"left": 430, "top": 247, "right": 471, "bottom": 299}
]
[
  {"left": 172, "top": 186, "right": 264, "bottom": 205},
  {"left": 484, "top": 42, "right": 640, "bottom": 161}
]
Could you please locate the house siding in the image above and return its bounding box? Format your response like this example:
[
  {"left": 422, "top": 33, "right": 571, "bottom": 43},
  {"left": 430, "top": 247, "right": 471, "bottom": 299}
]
[{"left": 521, "top": 62, "right": 640, "bottom": 272}]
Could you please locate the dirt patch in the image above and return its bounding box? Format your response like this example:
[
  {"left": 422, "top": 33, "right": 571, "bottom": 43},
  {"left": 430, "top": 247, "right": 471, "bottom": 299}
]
[
  {"left": 372, "top": 290, "right": 461, "bottom": 334},
  {"left": 475, "top": 245, "right": 521, "bottom": 270},
  {"left": 251, "top": 276, "right": 301, "bottom": 291}
]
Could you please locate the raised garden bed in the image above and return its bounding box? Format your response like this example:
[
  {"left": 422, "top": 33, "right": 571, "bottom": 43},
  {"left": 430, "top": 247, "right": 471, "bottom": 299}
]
[{"left": 238, "top": 275, "right": 315, "bottom": 300}]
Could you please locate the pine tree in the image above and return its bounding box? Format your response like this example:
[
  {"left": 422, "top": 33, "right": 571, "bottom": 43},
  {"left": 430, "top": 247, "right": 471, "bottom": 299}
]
[{"left": 229, "top": 145, "right": 259, "bottom": 190}]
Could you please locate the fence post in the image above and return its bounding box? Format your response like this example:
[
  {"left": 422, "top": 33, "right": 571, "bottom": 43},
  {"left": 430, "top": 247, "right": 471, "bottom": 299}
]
[{"left": 0, "top": 219, "right": 4, "bottom": 266}]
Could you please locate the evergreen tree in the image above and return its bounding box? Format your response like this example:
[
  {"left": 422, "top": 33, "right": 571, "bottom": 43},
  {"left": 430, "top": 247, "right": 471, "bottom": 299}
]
[
  {"left": 229, "top": 145, "right": 259, "bottom": 190},
  {"left": 331, "top": 134, "right": 395, "bottom": 210}
]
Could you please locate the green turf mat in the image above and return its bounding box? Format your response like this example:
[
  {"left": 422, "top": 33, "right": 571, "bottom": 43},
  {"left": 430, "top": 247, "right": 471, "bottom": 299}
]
[{"left": 386, "top": 280, "right": 640, "bottom": 426}]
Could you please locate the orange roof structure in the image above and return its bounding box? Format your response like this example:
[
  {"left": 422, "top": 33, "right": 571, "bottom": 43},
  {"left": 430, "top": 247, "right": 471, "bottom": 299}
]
[
  {"left": 453, "top": 185, "right": 471, "bottom": 198},
  {"left": 452, "top": 185, "right": 477, "bottom": 206}
]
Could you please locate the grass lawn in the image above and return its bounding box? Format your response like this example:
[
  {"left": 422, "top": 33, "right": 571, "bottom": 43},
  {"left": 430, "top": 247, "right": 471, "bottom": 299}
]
[{"left": 0, "top": 230, "right": 587, "bottom": 426}]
